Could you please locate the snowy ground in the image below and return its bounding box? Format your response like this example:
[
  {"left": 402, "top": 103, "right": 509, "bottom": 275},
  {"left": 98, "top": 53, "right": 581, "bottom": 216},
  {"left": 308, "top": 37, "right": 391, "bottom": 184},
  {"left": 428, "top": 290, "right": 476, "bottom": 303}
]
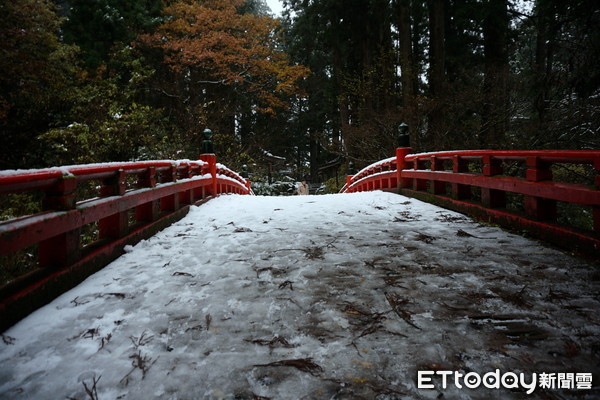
[{"left": 0, "top": 192, "right": 598, "bottom": 400}]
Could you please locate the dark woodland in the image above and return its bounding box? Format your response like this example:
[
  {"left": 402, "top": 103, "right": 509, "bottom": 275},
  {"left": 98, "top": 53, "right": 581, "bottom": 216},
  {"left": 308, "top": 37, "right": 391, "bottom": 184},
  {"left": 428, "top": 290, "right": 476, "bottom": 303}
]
[{"left": 1, "top": 0, "right": 598, "bottom": 182}]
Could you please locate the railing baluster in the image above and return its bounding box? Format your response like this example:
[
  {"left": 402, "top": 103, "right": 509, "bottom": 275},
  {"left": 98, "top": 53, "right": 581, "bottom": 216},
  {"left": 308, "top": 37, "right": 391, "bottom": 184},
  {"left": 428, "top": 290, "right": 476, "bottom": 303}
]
[
  {"left": 524, "top": 156, "right": 556, "bottom": 221},
  {"left": 136, "top": 167, "right": 160, "bottom": 222},
  {"left": 160, "top": 165, "right": 179, "bottom": 212},
  {"left": 430, "top": 156, "right": 446, "bottom": 195},
  {"left": 200, "top": 154, "right": 217, "bottom": 197},
  {"left": 99, "top": 169, "right": 128, "bottom": 239},
  {"left": 178, "top": 164, "right": 194, "bottom": 205},
  {"left": 593, "top": 157, "right": 599, "bottom": 234},
  {"left": 481, "top": 155, "right": 506, "bottom": 209},
  {"left": 42, "top": 174, "right": 77, "bottom": 211},
  {"left": 451, "top": 155, "right": 470, "bottom": 200},
  {"left": 39, "top": 174, "right": 80, "bottom": 268},
  {"left": 396, "top": 147, "right": 412, "bottom": 189},
  {"left": 413, "top": 157, "right": 427, "bottom": 191}
]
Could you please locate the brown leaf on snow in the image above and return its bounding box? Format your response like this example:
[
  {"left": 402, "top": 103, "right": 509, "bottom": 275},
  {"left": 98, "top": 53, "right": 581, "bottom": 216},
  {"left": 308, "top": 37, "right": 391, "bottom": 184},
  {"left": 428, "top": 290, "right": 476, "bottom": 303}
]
[
  {"left": 414, "top": 233, "right": 435, "bottom": 244},
  {"left": 245, "top": 336, "right": 297, "bottom": 348},
  {"left": 278, "top": 280, "right": 294, "bottom": 290},
  {"left": 172, "top": 271, "right": 194, "bottom": 277},
  {"left": 1, "top": 334, "right": 16, "bottom": 345},
  {"left": 384, "top": 292, "right": 421, "bottom": 330},
  {"left": 253, "top": 358, "right": 324, "bottom": 375},
  {"left": 456, "top": 229, "right": 475, "bottom": 237}
]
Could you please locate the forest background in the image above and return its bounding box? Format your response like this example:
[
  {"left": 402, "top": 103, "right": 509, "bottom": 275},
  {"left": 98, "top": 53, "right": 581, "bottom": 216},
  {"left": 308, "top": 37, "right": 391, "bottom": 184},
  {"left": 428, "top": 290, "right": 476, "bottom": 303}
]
[{"left": 1, "top": 0, "right": 598, "bottom": 187}]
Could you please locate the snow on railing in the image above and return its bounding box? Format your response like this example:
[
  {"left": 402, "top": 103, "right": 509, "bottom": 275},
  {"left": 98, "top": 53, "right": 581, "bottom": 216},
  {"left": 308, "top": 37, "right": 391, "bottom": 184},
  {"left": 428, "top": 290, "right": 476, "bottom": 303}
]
[
  {"left": 340, "top": 156, "right": 398, "bottom": 194},
  {"left": 216, "top": 162, "right": 253, "bottom": 195},
  {"left": 341, "top": 148, "right": 600, "bottom": 255},
  {"left": 0, "top": 156, "right": 252, "bottom": 331}
]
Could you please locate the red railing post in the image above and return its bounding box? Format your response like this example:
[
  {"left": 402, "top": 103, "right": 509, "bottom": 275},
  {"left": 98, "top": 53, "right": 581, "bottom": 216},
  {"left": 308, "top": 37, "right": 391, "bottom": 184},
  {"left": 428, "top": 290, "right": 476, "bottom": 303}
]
[
  {"left": 430, "top": 156, "right": 446, "bottom": 195},
  {"left": 211, "top": 159, "right": 217, "bottom": 196},
  {"left": 100, "top": 169, "right": 126, "bottom": 197},
  {"left": 451, "top": 155, "right": 471, "bottom": 200},
  {"left": 374, "top": 165, "right": 382, "bottom": 189},
  {"left": 99, "top": 169, "right": 128, "bottom": 239},
  {"left": 39, "top": 174, "right": 80, "bottom": 267},
  {"left": 593, "top": 158, "right": 600, "bottom": 233},
  {"left": 200, "top": 154, "right": 218, "bottom": 197},
  {"left": 177, "top": 164, "right": 194, "bottom": 205},
  {"left": 39, "top": 230, "right": 81, "bottom": 268},
  {"left": 42, "top": 174, "right": 77, "bottom": 211},
  {"left": 524, "top": 156, "right": 556, "bottom": 221},
  {"left": 396, "top": 147, "right": 412, "bottom": 190},
  {"left": 481, "top": 155, "right": 506, "bottom": 208},
  {"left": 346, "top": 175, "right": 354, "bottom": 192},
  {"left": 413, "top": 157, "right": 428, "bottom": 191},
  {"left": 136, "top": 167, "right": 160, "bottom": 222},
  {"left": 160, "top": 165, "right": 179, "bottom": 212}
]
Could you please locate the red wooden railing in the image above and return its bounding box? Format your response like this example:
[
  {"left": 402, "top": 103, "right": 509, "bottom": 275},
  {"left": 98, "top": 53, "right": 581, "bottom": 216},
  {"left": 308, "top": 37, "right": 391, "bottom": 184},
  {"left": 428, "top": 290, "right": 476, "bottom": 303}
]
[
  {"left": 341, "top": 148, "right": 600, "bottom": 255},
  {"left": 0, "top": 155, "right": 251, "bottom": 331}
]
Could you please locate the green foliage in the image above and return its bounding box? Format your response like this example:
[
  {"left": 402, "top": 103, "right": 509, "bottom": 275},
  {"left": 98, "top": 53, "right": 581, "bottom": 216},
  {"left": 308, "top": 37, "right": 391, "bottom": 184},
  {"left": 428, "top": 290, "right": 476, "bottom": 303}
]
[
  {"left": 551, "top": 163, "right": 596, "bottom": 231},
  {"left": 62, "top": 0, "right": 163, "bottom": 71},
  {"left": 0, "top": 192, "right": 43, "bottom": 285},
  {"left": 39, "top": 46, "right": 185, "bottom": 165},
  {"left": 0, "top": 193, "right": 42, "bottom": 221},
  {"left": 321, "top": 176, "right": 345, "bottom": 194},
  {"left": 238, "top": 0, "right": 271, "bottom": 15},
  {"left": 1, "top": 0, "right": 598, "bottom": 180},
  {"left": 250, "top": 175, "right": 296, "bottom": 196},
  {"left": 0, "top": 0, "right": 82, "bottom": 169},
  {"left": 213, "top": 129, "right": 255, "bottom": 172},
  {"left": 0, "top": 246, "right": 38, "bottom": 287}
]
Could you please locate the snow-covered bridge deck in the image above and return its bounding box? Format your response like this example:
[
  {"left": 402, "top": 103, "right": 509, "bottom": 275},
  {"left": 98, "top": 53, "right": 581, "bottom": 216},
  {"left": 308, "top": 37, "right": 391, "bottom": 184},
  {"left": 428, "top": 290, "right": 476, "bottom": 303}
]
[{"left": 1, "top": 192, "right": 599, "bottom": 399}]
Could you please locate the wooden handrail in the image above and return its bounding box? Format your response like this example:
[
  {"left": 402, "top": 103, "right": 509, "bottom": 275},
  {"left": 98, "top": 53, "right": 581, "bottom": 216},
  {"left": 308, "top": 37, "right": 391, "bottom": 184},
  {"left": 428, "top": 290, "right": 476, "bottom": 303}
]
[
  {"left": 0, "top": 156, "right": 252, "bottom": 331},
  {"left": 341, "top": 148, "right": 600, "bottom": 255}
]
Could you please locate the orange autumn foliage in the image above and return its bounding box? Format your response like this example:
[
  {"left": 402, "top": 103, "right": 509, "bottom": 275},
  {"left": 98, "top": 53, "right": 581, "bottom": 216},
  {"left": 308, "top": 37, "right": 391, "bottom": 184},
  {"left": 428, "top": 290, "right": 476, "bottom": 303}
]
[{"left": 141, "top": 0, "right": 309, "bottom": 114}]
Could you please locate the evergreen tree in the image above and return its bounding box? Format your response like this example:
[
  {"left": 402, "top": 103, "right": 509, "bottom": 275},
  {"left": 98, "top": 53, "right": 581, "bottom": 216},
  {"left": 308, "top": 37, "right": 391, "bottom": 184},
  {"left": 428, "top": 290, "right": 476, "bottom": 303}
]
[
  {"left": 62, "top": 0, "right": 163, "bottom": 70},
  {"left": 2, "top": 0, "right": 598, "bottom": 175},
  {"left": 0, "top": 0, "right": 80, "bottom": 168}
]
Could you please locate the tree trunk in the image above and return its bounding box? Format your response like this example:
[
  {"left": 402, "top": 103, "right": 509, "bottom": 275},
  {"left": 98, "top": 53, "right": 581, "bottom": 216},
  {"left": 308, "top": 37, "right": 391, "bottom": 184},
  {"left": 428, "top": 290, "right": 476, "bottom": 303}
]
[
  {"left": 427, "top": 0, "right": 445, "bottom": 151},
  {"left": 533, "top": 0, "right": 552, "bottom": 125},
  {"left": 397, "top": 0, "right": 416, "bottom": 142},
  {"left": 309, "top": 128, "right": 319, "bottom": 182},
  {"left": 334, "top": 45, "right": 351, "bottom": 152},
  {"left": 482, "top": 0, "right": 510, "bottom": 148}
]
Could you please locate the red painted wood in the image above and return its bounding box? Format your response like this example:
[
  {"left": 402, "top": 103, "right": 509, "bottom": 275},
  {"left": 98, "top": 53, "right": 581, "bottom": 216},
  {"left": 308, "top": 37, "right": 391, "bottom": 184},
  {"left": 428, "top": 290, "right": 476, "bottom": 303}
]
[
  {"left": 399, "top": 171, "right": 600, "bottom": 205},
  {"left": 341, "top": 148, "right": 600, "bottom": 254},
  {"left": 404, "top": 150, "right": 600, "bottom": 163},
  {"left": 401, "top": 188, "right": 600, "bottom": 253},
  {"left": 481, "top": 155, "right": 505, "bottom": 208},
  {"left": 99, "top": 211, "right": 128, "bottom": 240},
  {"left": 200, "top": 154, "right": 218, "bottom": 197},
  {"left": 39, "top": 228, "right": 81, "bottom": 268},
  {"left": 42, "top": 175, "right": 78, "bottom": 211},
  {"left": 396, "top": 147, "right": 412, "bottom": 189},
  {"left": 0, "top": 160, "right": 251, "bottom": 257},
  {"left": 0, "top": 157, "right": 251, "bottom": 330},
  {"left": 430, "top": 156, "right": 446, "bottom": 195}
]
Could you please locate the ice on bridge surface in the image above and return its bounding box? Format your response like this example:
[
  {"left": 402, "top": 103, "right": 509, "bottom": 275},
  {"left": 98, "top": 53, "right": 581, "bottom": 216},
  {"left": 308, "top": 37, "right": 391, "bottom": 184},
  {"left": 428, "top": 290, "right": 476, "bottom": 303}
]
[{"left": 1, "top": 192, "right": 598, "bottom": 400}]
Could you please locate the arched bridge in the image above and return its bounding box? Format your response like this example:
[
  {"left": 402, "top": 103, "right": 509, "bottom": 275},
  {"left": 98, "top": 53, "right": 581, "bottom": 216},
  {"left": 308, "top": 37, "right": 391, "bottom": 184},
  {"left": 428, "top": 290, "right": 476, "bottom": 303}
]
[{"left": 0, "top": 148, "right": 599, "bottom": 399}]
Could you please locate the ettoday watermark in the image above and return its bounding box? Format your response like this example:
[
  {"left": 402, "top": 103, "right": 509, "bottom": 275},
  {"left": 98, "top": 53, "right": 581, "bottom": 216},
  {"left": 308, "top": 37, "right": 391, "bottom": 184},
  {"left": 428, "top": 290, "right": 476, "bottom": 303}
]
[{"left": 417, "top": 370, "right": 593, "bottom": 394}]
